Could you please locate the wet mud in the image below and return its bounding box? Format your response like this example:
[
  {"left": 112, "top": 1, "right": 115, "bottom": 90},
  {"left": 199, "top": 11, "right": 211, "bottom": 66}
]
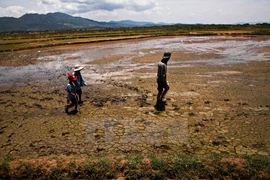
[{"left": 0, "top": 36, "right": 269, "bottom": 159}]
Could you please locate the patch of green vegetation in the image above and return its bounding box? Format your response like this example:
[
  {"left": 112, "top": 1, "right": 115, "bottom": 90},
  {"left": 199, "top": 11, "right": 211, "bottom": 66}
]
[
  {"left": 243, "top": 155, "right": 270, "bottom": 171},
  {"left": 13, "top": 161, "right": 35, "bottom": 179},
  {"left": 48, "top": 167, "right": 63, "bottom": 180},
  {"left": 0, "top": 156, "right": 15, "bottom": 179},
  {"left": 126, "top": 155, "right": 144, "bottom": 170},
  {"left": 0, "top": 154, "right": 270, "bottom": 179},
  {"left": 252, "top": 29, "right": 270, "bottom": 35},
  {"left": 82, "top": 158, "right": 115, "bottom": 179}
]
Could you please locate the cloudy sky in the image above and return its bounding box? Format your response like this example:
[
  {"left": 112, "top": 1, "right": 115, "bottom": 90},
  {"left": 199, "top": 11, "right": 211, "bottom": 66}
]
[{"left": 0, "top": 0, "right": 269, "bottom": 24}]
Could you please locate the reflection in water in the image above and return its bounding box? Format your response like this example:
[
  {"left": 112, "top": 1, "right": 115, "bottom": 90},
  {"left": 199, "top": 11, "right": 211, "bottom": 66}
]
[{"left": 0, "top": 36, "right": 270, "bottom": 87}]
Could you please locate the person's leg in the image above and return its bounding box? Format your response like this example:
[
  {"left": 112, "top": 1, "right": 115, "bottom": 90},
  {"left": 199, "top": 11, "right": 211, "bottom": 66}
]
[
  {"left": 160, "top": 84, "right": 170, "bottom": 101},
  {"left": 68, "top": 101, "right": 75, "bottom": 108},
  {"left": 156, "top": 82, "right": 164, "bottom": 105},
  {"left": 74, "top": 102, "right": 78, "bottom": 111},
  {"left": 69, "top": 99, "right": 78, "bottom": 112},
  {"left": 156, "top": 91, "right": 163, "bottom": 105},
  {"left": 74, "top": 97, "right": 78, "bottom": 111},
  {"left": 76, "top": 89, "right": 81, "bottom": 102},
  {"left": 77, "top": 88, "right": 83, "bottom": 103},
  {"left": 66, "top": 100, "right": 74, "bottom": 113},
  {"left": 78, "top": 94, "right": 82, "bottom": 103}
]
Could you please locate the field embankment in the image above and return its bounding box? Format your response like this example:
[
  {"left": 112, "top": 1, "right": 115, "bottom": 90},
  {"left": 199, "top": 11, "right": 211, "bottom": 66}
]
[{"left": 1, "top": 24, "right": 270, "bottom": 52}]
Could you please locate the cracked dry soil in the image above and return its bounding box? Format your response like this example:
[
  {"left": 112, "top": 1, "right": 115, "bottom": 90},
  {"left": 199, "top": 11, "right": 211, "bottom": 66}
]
[{"left": 0, "top": 36, "right": 269, "bottom": 159}]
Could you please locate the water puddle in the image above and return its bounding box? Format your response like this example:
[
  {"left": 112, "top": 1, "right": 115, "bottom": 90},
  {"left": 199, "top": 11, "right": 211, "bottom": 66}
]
[{"left": 0, "top": 36, "right": 269, "bottom": 87}]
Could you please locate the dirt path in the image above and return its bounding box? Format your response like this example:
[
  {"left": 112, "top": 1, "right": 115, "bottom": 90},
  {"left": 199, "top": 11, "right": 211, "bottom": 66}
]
[{"left": 0, "top": 36, "right": 269, "bottom": 159}]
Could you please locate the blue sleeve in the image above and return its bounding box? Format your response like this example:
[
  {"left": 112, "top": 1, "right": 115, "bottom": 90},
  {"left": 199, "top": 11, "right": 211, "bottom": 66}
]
[{"left": 66, "top": 84, "right": 72, "bottom": 93}]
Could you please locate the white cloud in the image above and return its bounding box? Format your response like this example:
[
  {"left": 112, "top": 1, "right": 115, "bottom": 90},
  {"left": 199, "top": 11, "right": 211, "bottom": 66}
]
[
  {"left": 40, "top": 0, "right": 158, "bottom": 13},
  {"left": 41, "top": 0, "right": 57, "bottom": 5},
  {"left": 37, "top": 0, "right": 160, "bottom": 22},
  {"left": 0, "top": 0, "right": 269, "bottom": 23},
  {"left": 76, "top": 7, "right": 158, "bottom": 22},
  {"left": 157, "top": 0, "right": 270, "bottom": 24},
  {"left": 0, "top": 6, "right": 26, "bottom": 17}
]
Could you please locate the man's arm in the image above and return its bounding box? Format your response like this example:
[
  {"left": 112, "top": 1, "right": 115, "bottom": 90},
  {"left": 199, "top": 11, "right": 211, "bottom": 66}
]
[{"left": 158, "top": 63, "right": 166, "bottom": 83}]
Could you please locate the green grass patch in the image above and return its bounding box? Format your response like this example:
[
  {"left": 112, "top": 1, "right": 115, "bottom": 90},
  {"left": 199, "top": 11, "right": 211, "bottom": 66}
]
[
  {"left": 0, "top": 154, "right": 270, "bottom": 179},
  {"left": 252, "top": 29, "right": 270, "bottom": 35}
]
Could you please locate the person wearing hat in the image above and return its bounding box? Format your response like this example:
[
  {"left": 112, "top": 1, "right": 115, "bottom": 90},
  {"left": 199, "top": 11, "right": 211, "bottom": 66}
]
[
  {"left": 155, "top": 52, "right": 171, "bottom": 108},
  {"left": 73, "top": 64, "right": 87, "bottom": 104},
  {"left": 65, "top": 74, "right": 78, "bottom": 113}
]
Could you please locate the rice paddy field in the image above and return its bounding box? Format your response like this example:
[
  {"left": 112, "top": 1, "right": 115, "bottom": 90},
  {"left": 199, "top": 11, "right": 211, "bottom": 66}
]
[{"left": 0, "top": 25, "right": 270, "bottom": 179}]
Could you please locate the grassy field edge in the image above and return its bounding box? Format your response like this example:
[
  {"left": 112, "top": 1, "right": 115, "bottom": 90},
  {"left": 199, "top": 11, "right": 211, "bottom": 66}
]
[
  {"left": 1, "top": 154, "right": 269, "bottom": 179},
  {"left": 1, "top": 24, "right": 270, "bottom": 52}
]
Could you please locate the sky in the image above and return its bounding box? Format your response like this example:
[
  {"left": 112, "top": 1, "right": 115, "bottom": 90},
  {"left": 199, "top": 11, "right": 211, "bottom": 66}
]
[{"left": 0, "top": 0, "right": 269, "bottom": 24}]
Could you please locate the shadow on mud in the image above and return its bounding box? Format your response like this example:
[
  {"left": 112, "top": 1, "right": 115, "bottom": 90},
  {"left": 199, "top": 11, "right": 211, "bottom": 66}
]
[
  {"left": 67, "top": 110, "right": 79, "bottom": 115},
  {"left": 154, "top": 103, "right": 166, "bottom": 111}
]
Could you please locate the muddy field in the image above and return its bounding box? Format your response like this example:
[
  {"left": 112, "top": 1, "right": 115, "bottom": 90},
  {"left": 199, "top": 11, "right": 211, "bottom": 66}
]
[{"left": 0, "top": 35, "right": 269, "bottom": 159}]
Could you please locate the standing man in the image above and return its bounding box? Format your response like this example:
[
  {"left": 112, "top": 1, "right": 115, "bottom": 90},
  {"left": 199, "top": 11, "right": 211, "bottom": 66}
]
[
  {"left": 156, "top": 52, "right": 171, "bottom": 108},
  {"left": 65, "top": 74, "right": 78, "bottom": 113},
  {"left": 73, "top": 64, "right": 87, "bottom": 104}
]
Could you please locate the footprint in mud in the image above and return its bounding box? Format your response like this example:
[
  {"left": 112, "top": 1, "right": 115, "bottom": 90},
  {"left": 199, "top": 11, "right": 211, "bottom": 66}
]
[
  {"left": 172, "top": 104, "right": 180, "bottom": 111},
  {"left": 0, "top": 90, "right": 13, "bottom": 94},
  {"left": 136, "top": 94, "right": 151, "bottom": 107},
  {"left": 40, "top": 97, "right": 53, "bottom": 101},
  {"left": 0, "top": 125, "right": 7, "bottom": 134},
  {"left": 90, "top": 95, "right": 127, "bottom": 107},
  {"left": 93, "top": 101, "right": 105, "bottom": 107},
  {"left": 34, "top": 103, "right": 43, "bottom": 109}
]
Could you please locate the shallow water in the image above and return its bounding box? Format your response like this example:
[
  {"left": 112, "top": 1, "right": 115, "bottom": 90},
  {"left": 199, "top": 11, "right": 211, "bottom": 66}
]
[{"left": 0, "top": 36, "right": 269, "bottom": 87}]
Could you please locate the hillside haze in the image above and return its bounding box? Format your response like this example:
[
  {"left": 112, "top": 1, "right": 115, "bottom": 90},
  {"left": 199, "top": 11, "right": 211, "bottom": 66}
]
[{"left": 0, "top": 12, "right": 164, "bottom": 32}]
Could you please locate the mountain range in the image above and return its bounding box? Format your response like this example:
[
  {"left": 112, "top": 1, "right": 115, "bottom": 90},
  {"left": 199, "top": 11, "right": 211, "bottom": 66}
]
[{"left": 0, "top": 12, "right": 169, "bottom": 33}]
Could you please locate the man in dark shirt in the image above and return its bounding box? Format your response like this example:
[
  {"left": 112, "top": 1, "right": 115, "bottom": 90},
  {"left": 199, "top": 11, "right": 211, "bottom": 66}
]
[
  {"left": 156, "top": 52, "right": 171, "bottom": 107},
  {"left": 74, "top": 64, "right": 87, "bottom": 104}
]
